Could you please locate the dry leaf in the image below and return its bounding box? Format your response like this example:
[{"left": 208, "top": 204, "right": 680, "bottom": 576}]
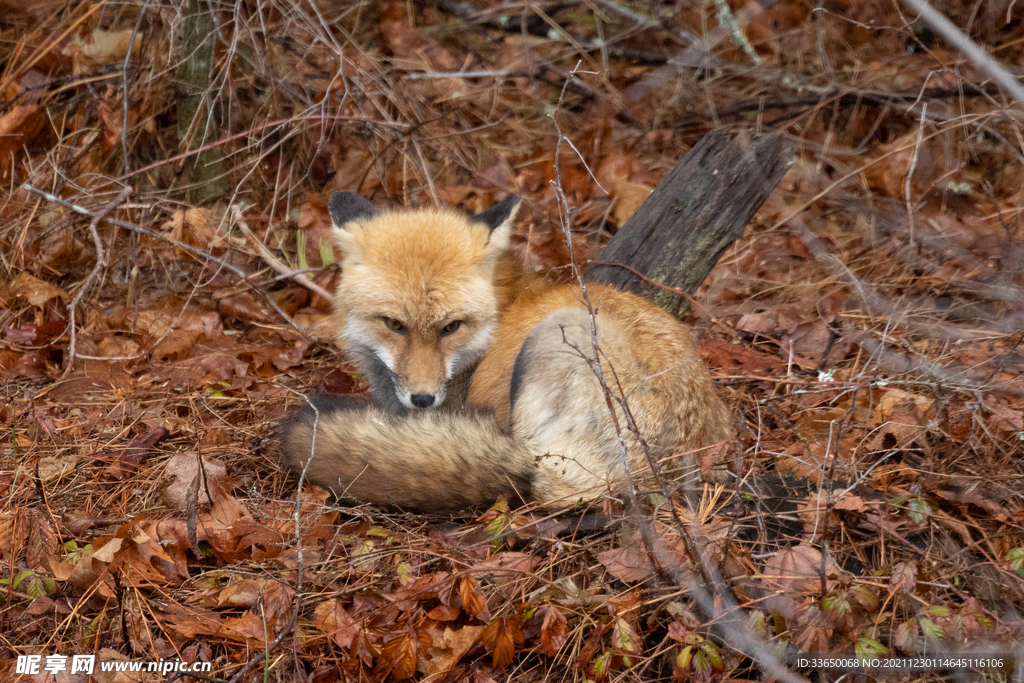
[
  {"left": 315, "top": 599, "right": 363, "bottom": 650},
  {"left": 538, "top": 604, "right": 568, "bottom": 656},
  {"left": 762, "top": 543, "right": 838, "bottom": 594},
  {"left": 37, "top": 455, "right": 78, "bottom": 484},
  {"left": 424, "top": 625, "right": 485, "bottom": 677},
  {"left": 10, "top": 271, "right": 67, "bottom": 307},
  {"left": 459, "top": 575, "right": 487, "bottom": 618},
  {"left": 597, "top": 543, "right": 653, "bottom": 584},
  {"left": 890, "top": 561, "right": 917, "bottom": 594},
  {"left": 161, "top": 452, "right": 231, "bottom": 510},
  {"left": 481, "top": 616, "right": 524, "bottom": 669},
  {"left": 105, "top": 427, "right": 169, "bottom": 480},
  {"left": 377, "top": 632, "right": 422, "bottom": 681}
]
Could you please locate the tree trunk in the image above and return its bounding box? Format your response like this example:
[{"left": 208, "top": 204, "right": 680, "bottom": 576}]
[
  {"left": 176, "top": 0, "right": 227, "bottom": 206},
  {"left": 586, "top": 131, "right": 793, "bottom": 316}
]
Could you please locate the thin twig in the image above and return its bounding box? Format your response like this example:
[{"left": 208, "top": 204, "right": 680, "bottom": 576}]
[
  {"left": 230, "top": 204, "right": 333, "bottom": 301},
  {"left": 121, "top": 0, "right": 148, "bottom": 173},
  {"left": 223, "top": 390, "right": 323, "bottom": 683},
  {"left": 62, "top": 186, "right": 132, "bottom": 378},
  {"left": 22, "top": 184, "right": 305, "bottom": 337},
  {"left": 905, "top": 101, "right": 928, "bottom": 249},
  {"left": 549, "top": 67, "right": 806, "bottom": 683},
  {"left": 901, "top": 0, "right": 1024, "bottom": 107}
]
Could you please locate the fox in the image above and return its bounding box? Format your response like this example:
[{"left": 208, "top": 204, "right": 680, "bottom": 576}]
[{"left": 279, "top": 191, "right": 733, "bottom": 511}]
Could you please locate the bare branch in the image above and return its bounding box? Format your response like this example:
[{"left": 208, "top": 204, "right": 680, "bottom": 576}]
[{"left": 902, "top": 0, "right": 1024, "bottom": 107}]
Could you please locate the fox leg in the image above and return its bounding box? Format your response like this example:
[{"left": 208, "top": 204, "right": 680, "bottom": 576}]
[
  {"left": 507, "top": 307, "right": 656, "bottom": 504},
  {"left": 507, "top": 302, "right": 733, "bottom": 505}
]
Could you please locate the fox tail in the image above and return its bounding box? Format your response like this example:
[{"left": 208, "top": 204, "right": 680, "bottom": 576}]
[{"left": 278, "top": 395, "right": 536, "bottom": 512}]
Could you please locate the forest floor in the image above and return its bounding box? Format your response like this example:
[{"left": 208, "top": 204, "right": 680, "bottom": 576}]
[{"left": 2, "top": 1, "right": 1024, "bottom": 681}]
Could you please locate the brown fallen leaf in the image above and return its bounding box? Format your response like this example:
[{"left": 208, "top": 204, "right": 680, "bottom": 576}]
[
  {"left": 423, "top": 625, "right": 485, "bottom": 677},
  {"left": 10, "top": 271, "right": 67, "bottom": 307},
  {"left": 67, "top": 537, "right": 124, "bottom": 596},
  {"left": 481, "top": 616, "right": 524, "bottom": 670},
  {"left": 833, "top": 493, "right": 871, "bottom": 512},
  {"left": 376, "top": 630, "right": 426, "bottom": 681},
  {"left": 37, "top": 455, "right": 78, "bottom": 484},
  {"left": 160, "top": 452, "right": 231, "bottom": 510},
  {"left": 117, "top": 522, "right": 188, "bottom": 585},
  {"left": 104, "top": 426, "right": 169, "bottom": 480},
  {"left": 63, "top": 26, "right": 143, "bottom": 70},
  {"left": 928, "top": 484, "right": 1012, "bottom": 523},
  {"left": 92, "top": 647, "right": 141, "bottom": 683},
  {"left": 426, "top": 604, "right": 462, "bottom": 621},
  {"left": 698, "top": 339, "right": 784, "bottom": 375},
  {"left": 214, "top": 289, "right": 269, "bottom": 323},
  {"left": 380, "top": 1, "right": 462, "bottom": 73},
  {"left": 890, "top": 560, "right": 917, "bottom": 594},
  {"left": 735, "top": 311, "right": 777, "bottom": 336},
  {"left": 596, "top": 153, "right": 655, "bottom": 226},
  {"left": 0, "top": 511, "right": 27, "bottom": 565},
  {"left": 597, "top": 543, "right": 653, "bottom": 584},
  {"left": 537, "top": 604, "right": 568, "bottom": 656},
  {"left": 0, "top": 104, "right": 47, "bottom": 181},
  {"left": 61, "top": 511, "right": 125, "bottom": 536},
  {"left": 459, "top": 575, "right": 488, "bottom": 619},
  {"left": 761, "top": 543, "right": 839, "bottom": 620},
  {"left": 315, "top": 599, "right": 363, "bottom": 650},
  {"left": 780, "top": 318, "right": 833, "bottom": 370}
]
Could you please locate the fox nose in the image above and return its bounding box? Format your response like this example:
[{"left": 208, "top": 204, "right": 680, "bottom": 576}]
[{"left": 410, "top": 393, "right": 435, "bottom": 408}]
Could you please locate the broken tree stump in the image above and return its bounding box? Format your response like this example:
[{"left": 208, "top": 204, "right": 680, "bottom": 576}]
[{"left": 586, "top": 130, "right": 793, "bottom": 316}]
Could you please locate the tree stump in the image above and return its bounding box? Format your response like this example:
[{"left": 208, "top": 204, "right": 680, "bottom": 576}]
[{"left": 586, "top": 130, "right": 793, "bottom": 316}]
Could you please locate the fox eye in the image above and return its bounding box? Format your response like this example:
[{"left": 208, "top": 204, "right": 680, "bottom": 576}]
[
  {"left": 440, "top": 320, "right": 462, "bottom": 336},
  {"left": 383, "top": 317, "right": 406, "bottom": 334}
]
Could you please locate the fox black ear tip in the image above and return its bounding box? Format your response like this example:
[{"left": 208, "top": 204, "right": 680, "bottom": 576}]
[
  {"left": 328, "top": 191, "right": 355, "bottom": 210},
  {"left": 473, "top": 194, "right": 522, "bottom": 232},
  {"left": 329, "top": 192, "right": 376, "bottom": 227}
]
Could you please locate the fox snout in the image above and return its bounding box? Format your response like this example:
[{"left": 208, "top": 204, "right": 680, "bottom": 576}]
[
  {"left": 394, "top": 380, "right": 446, "bottom": 410},
  {"left": 410, "top": 393, "right": 437, "bottom": 408}
]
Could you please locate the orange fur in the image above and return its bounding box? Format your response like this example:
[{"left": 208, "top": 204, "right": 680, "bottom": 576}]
[{"left": 279, "top": 194, "right": 732, "bottom": 510}]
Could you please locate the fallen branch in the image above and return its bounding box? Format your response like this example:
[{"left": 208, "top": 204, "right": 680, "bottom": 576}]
[
  {"left": 587, "top": 130, "right": 793, "bottom": 316},
  {"left": 901, "top": 0, "right": 1024, "bottom": 107}
]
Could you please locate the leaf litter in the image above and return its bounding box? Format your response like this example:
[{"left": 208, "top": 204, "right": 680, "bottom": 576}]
[{"left": 1, "top": 1, "right": 1024, "bottom": 681}]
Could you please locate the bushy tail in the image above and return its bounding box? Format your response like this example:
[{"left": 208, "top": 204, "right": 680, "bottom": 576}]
[{"left": 278, "top": 395, "right": 535, "bottom": 512}]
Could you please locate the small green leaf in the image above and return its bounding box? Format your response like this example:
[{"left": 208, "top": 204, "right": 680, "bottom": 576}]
[
  {"left": 591, "top": 650, "right": 611, "bottom": 680},
  {"left": 700, "top": 640, "right": 724, "bottom": 671},
  {"left": 907, "top": 498, "right": 932, "bottom": 524},
  {"left": 919, "top": 617, "right": 945, "bottom": 641},
  {"left": 855, "top": 637, "right": 887, "bottom": 657},
  {"left": 612, "top": 618, "right": 640, "bottom": 655},
  {"left": 748, "top": 610, "right": 768, "bottom": 639},
  {"left": 1007, "top": 548, "right": 1024, "bottom": 576}
]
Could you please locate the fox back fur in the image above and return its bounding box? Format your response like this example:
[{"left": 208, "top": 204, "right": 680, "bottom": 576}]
[{"left": 280, "top": 192, "right": 732, "bottom": 511}]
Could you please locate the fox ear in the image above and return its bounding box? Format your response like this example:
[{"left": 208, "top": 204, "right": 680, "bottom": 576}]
[
  {"left": 472, "top": 195, "right": 520, "bottom": 254},
  {"left": 329, "top": 191, "right": 376, "bottom": 228},
  {"left": 330, "top": 192, "right": 376, "bottom": 262}
]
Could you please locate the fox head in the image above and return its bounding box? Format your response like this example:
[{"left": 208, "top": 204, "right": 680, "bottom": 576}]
[{"left": 328, "top": 191, "right": 520, "bottom": 412}]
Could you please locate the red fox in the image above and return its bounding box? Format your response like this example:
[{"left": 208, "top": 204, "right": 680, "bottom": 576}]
[{"left": 279, "top": 192, "right": 732, "bottom": 511}]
